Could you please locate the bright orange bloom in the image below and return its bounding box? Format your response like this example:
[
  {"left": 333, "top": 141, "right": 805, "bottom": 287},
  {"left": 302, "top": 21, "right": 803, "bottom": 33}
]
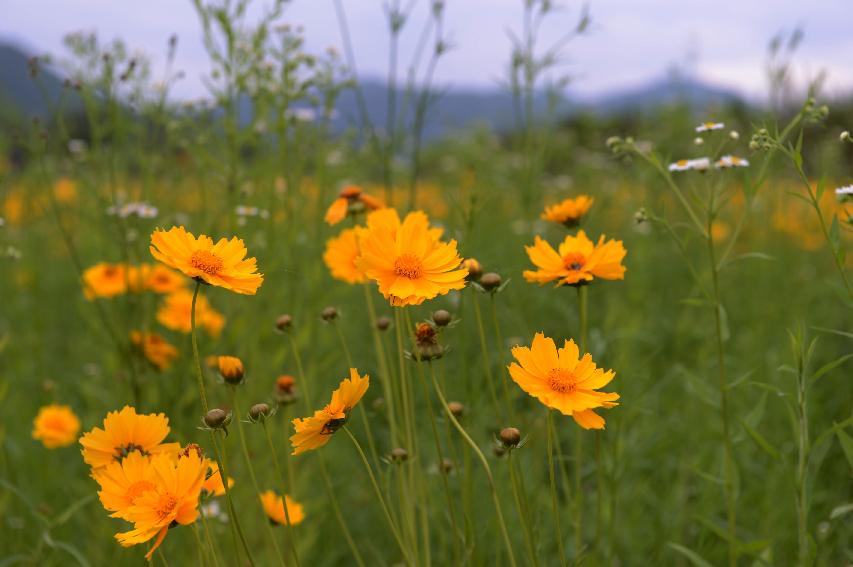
[
  {"left": 32, "top": 404, "right": 80, "bottom": 449},
  {"left": 324, "top": 185, "right": 384, "bottom": 225},
  {"left": 508, "top": 333, "right": 619, "bottom": 429},
  {"left": 82, "top": 263, "right": 127, "bottom": 299},
  {"left": 130, "top": 331, "right": 178, "bottom": 371},
  {"left": 357, "top": 211, "right": 467, "bottom": 306},
  {"left": 79, "top": 406, "right": 181, "bottom": 469},
  {"left": 92, "top": 450, "right": 159, "bottom": 520},
  {"left": 323, "top": 227, "right": 368, "bottom": 284},
  {"left": 366, "top": 208, "right": 443, "bottom": 240},
  {"left": 115, "top": 451, "right": 206, "bottom": 560},
  {"left": 290, "top": 368, "right": 369, "bottom": 455},
  {"left": 157, "top": 289, "right": 225, "bottom": 337},
  {"left": 150, "top": 226, "right": 263, "bottom": 295},
  {"left": 523, "top": 230, "right": 626, "bottom": 286},
  {"left": 260, "top": 490, "right": 305, "bottom": 525},
  {"left": 217, "top": 355, "right": 244, "bottom": 383},
  {"left": 541, "top": 195, "right": 594, "bottom": 227}
]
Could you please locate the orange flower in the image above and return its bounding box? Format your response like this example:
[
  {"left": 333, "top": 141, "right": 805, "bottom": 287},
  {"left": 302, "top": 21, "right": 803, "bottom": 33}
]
[
  {"left": 82, "top": 263, "right": 127, "bottom": 299},
  {"left": 508, "top": 333, "right": 619, "bottom": 429},
  {"left": 150, "top": 226, "right": 263, "bottom": 295},
  {"left": 32, "top": 404, "right": 80, "bottom": 449},
  {"left": 290, "top": 369, "right": 369, "bottom": 455},
  {"left": 79, "top": 406, "right": 181, "bottom": 469},
  {"left": 260, "top": 490, "right": 305, "bottom": 525},
  {"left": 523, "top": 230, "right": 626, "bottom": 286},
  {"left": 126, "top": 264, "right": 186, "bottom": 294},
  {"left": 541, "top": 195, "right": 594, "bottom": 227},
  {"left": 130, "top": 331, "right": 178, "bottom": 371},
  {"left": 323, "top": 227, "right": 368, "bottom": 284},
  {"left": 157, "top": 289, "right": 225, "bottom": 337},
  {"left": 92, "top": 450, "right": 159, "bottom": 520},
  {"left": 357, "top": 211, "right": 467, "bottom": 306},
  {"left": 324, "top": 185, "right": 384, "bottom": 225}
]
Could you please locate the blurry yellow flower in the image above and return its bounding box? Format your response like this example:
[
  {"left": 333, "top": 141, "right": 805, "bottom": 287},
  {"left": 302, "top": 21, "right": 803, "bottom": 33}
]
[
  {"left": 323, "top": 227, "right": 367, "bottom": 284},
  {"left": 711, "top": 221, "right": 730, "bottom": 243},
  {"left": 127, "top": 264, "right": 186, "bottom": 294},
  {"left": 541, "top": 195, "right": 594, "bottom": 227},
  {"left": 130, "top": 331, "right": 178, "bottom": 371},
  {"left": 92, "top": 450, "right": 158, "bottom": 520},
  {"left": 53, "top": 177, "right": 78, "bottom": 204},
  {"left": 290, "top": 368, "right": 369, "bottom": 455},
  {"left": 260, "top": 490, "right": 305, "bottom": 525},
  {"left": 509, "top": 332, "right": 619, "bottom": 429},
  {"left": 462, "top": 257, "right": 483, "bottom": 280},
  {"left": 324, "top": 185, "right": 384, "bottom": 225},
  {"left": 150, "top": 226, "right": 263, "bottom": 295},
  {"left": 2, "top": 190, "right": 25, "bottom": 225},
  {"left": 523, "top": 230, "right": 626, "bottom": 286},
  {"left": 32, "top": 404, "right": 80, "bottom": 449},
  {"left": 79, "top": 406, "right": 180, "bottom": 469},
  {"left": 357, "top": 211, "right": 467, "bottom": 306},
  {"left": 157, "top": 289, "right": 225, "bottom": 337},
  {"left": 115, "top": 451, "right": 206, "bottom": 560},
  {"left": 82, "top": 263, "right": 127, "bottom": 299},
  {"left": 202, "top": 461, "right": 233, "bottom": 497}
]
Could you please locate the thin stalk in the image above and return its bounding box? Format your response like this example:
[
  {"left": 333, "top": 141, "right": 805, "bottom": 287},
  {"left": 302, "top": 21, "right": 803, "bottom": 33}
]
[
  {"left": 199, "top": 508, "right": 222, "bottom": 567},
  {"left": 430, "top": 365, "right": 518, "bottom": 567},
  {"left": 547, "top": 411, "right": 569, "bottom": 566},
  {"left": 343, "top": 428, "right": 414, "bottom": 565},
  {"left": 364, "top": 284, "right": 399, "bottom": 445},
  {"left": 795, "top": 345, "right": 810, "bottom": 567},
  {"left": 192, "top": 524, "right": 208, "bottom": 567},
  {"left": 190, "top": 281, "right": 210, "bottom": 413},
  {"left": 208, "top": 430, "right": 256, "bottom": 567},
  {"left": 262, "top": 422, "right": 301, "bottom": 567},
  {"left": 286, "top": 333, "right": 313, "bottom": 408},
  {"left": 472, "top": 293, "right": 505, "bottom": 418},
  {"left": 489, "top": 295, "right": 516, "bottom": 420},
  {"left": 574, "top": 285, "right": 588, "bottom": 556},
  {"left": 508, "top": 451, "right": 540, "bottom": 567}
]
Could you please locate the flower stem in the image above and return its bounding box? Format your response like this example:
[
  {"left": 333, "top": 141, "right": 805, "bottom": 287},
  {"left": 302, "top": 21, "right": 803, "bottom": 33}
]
[
  {"left": 190, "top": 281, "right": 209, "bottom": 414},
  {"left": 489, "top": 294, "right": 516, "bottom": 421},
  {"left": 508, "top": 450, "right": 540, "bottom": 567},
  {"left": 209, "top": 430, "right": 256, "bottom": 567},
  {"left": 363, "top": 284, "right": 399, "bottom": 445},
  {"left": 547, "top": 411, "right": 568, "bottom": 567},
  {"left": 472, "top": 293, "right": 505, "bottom": 418},
  {"left": 199, "top": 503, "right": 222, "bottom": 567},
  {"left": 574, "top": 285, "right": 588, "bottom": 556},
  {"left": 262, "top": 422, "right": 301, "bottom": 567}
]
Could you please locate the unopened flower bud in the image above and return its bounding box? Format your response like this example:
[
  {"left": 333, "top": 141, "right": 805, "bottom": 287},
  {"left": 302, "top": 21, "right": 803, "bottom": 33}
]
[
  {"left": 841, "top": 130, "right": 851, "bottom": 143},
  {"left": 432, "top": 310, "right": 452, "bottom": 327},
  {"left": 204, "top": 408, "right": 230, "bottom": 429},
  {"left": 480, "top": 272, "right": 502, "bottom": 291},
  {"left": 275, "top": 314, "right": 293, "bottom": 331},
  {"left": 462, "top": 258, "right": 482, "bottom": 281},
  {"left": 376, "top": 316, "right": 391, "bottom": 331},
  {"left": 249, "top": 403, "right": 270, "bottom": 421},
  {"left": 390, "top": 447, "right": 409, "bottom": 463},
  {"left": 499, "top": 427, "right": 521, "bottom": 448},
  {"left": 729, "top": 130, "right": 740, "bottom": 140},
  {"left": 321, "top": 306, "right": 338, "bottom": 321},
  {"left": 440, "top": 458, "right": 455, "bottom": 473},
  {"left": 693, "top": 137, "right": 704, "bottom": 146},
  {"left": 218, "top": 356, "right": 245, "bottom": 385}
]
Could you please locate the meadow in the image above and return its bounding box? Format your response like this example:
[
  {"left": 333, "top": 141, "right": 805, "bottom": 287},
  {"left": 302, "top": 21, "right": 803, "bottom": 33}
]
[{"left": 1, "top": 1, "right": 852, "bottom": 566}]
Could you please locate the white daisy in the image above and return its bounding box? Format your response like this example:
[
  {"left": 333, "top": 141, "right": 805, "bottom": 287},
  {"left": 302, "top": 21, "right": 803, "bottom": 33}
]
[
  {"left": 715, "top": 155, "right": 750, "bottom": 169},
  {"left": 669, "top": 158, "right": 711, "bottom": 172},
  {"left": 836, "top": 185, "right": 853, "bottom": 196},
  {"left": 696, "top": 122, "right": 725, "bottom": 133}
]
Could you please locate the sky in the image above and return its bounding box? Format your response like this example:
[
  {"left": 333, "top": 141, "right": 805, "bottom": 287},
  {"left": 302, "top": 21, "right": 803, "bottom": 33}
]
[{"left": 2, "top": 0, "right": 852, "bottom": 102}]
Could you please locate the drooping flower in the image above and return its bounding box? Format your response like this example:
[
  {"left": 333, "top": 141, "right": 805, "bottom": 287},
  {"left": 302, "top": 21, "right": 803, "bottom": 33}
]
[
  {"left": 150, "top": 226, "right": 263, "bottom": 295},
  {"left": 541, "top": 195, "right": 594, "bottom": 227},
  {"left": 668, "top": 158, "right": 711, "bottom": 172},
  {"left": 290, "top": 369, "right": 369, "bottom": 455},
  {"left": 115, "top": 450, "right": 206, "bottom": 560},
  {"left": 357, "top": 211, "right": 467, "bottom": 306},
  {"left": 323, "top": 227, "right": 368, "bottom": 284},
  {"left": 130, "top": 331, "right": 179, "bottom": 371},
  {"left": 92, "top": 450, "right": 159, "bottom": 520},
  {"left": 324, "top": 185, "right": 384, "bottom": 225},
  {"left": 157, "top": 289, "right": 225, "bottom": 337},
  {"left": 82, "top": 263, "right": 127, "bottom": 299},
  {"left": 508, "top": 333, "right": 619, "bottom": 429},
  {"left": 79, "top": 406, "right": 181, "bottom": 469},
  {"left": 32, "top": 404, "right": 80, "bottom": 449},
  {"left": 260, "top": 490, "right": 306, "bottom": 526},
  {"left": 523, "top": 230, "right": 626, "bottom": 286}
]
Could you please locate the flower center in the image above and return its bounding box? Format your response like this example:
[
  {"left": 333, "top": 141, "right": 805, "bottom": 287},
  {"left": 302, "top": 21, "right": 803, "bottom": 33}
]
[
  {"left": 547, "top": 368, "right": 578, "bottom": 393},
  {"left": 563, "top": 252, "right": 585, "bottom": 272},
  {"left": 394, "top": 253, "right": 423, "bottom": 279},
  {"left": 190, "top": 250, "right": 224, "bottom": 275},
  {"left": 126, "top": 480, "right": 156, "bottom": 502},
  {"left": 155, "top": 494, "right": 178, "bottom": 521}
]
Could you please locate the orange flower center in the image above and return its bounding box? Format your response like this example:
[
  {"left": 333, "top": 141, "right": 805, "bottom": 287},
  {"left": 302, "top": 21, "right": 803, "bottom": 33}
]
[
  {"left": 547, "top": 368, "right": 579, "bottom": 393},
  {"left": 126, "top": 480, "right": 156, "bottom": 502},
  {"left": 155, "top": 494, "right": 178, "bottom": 521},
  {"left": 394, "top": 253, "right": 423, "bottom": 279},
  {"left": 563, "top": 252, "right": 586, "bottom": 272},
  {"left": 190, "top": 250, "right": 224, "bottom": 275}
]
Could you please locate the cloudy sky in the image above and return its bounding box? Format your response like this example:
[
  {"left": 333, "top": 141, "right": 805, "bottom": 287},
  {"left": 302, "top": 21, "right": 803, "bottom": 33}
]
[{"left": 3, "top": 0, "right": 852, "bottom": 101}]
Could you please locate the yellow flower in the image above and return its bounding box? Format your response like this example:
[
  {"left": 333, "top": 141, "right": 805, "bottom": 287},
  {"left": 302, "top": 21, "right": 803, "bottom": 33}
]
[
  {"left": 508, "top": 333, "right": 619, "bottom": 429},
  {"left": 324, "top": 185, "right": 384, "bottom": 225},
  {"left": 32, "top": 404, "right": 80, "bottom": 449},
  {"left": 202, "top": 461, "right": 233, "bottom": 497},
  {"left": 260, "top": 490, "right": 305, "bottom": 525},
  {"left": 541, "top": 195, "right": 594, "bottom": 227},
  {"left": 127, "top": 264, "right": 186, "bottom": 294},
  {"left": 150, "top": 226, "right": 263, "bottom": 295},
  {"left": 82, "top": 263, "right": 127, "bottom": 299},
  {"left": 366, "top": 207, "right": 443, "bottom": 240},
  {"left": 130, "top": 331, "right": 179, "bottom": 371},
  {"left": 217, "top": 355, "right": 245, "bottom": 384},
  {"left": 79, "top": 406, "right": 181, "bottom": 469},
  {"left": 357, "top": 211, "right": 467, "bottom": 306},
  {"left": 115, "top": 451, "right": 206, "bottom": 560},
  {"left": 92, "top": 450, "right": 158, "bottom": 520},
  {"left": 157, "top": 289, "right": 225, "bottom": 337},
  {"left": 323, "top": 227, "right": 368, "bottom": 284},
  {"left": 523, "top": 230, "right": 626, "bottom": 286},
  {"left": 53, "top": 177, "right": 78, "bottom": 204},
  {"left": 290, "top": 369, "right": 369, "bottom": 455}
]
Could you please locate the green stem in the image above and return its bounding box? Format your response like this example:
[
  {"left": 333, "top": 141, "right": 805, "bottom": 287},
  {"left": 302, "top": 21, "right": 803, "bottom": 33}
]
[
  {"left": 574, "top": 285, "right": 588, "bottom": 556},
  {"left": 364, "top": 284, "right": 399, "bottom": 445},
  {"left": 190, "top": 281, "right": 209, "bottom": 413},
  {"left": 262, "top": 422, "right": 301, "bottom": 567},
  {"left": 548, "top": 411, "right": 569, "bottom": 567},
  {"left": 472, "top": 293, "right": 505, "bottom": 418},
  {"left": 489, "top": 294, "right": 515, "bottom": 421},
  {"left": 508, "top": 451, "right": 540, "bottom": 567},
  {"left": 209, "top": 430, "right": 256, "bottom": 567},
  {"left": 199, "top": 503, "right": 222, "bottom": 567}
]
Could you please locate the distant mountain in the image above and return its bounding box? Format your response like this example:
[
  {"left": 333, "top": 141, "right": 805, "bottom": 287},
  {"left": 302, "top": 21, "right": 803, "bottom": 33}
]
[{"left": 0, "top": 39, "right": 744, "bottom": 138}]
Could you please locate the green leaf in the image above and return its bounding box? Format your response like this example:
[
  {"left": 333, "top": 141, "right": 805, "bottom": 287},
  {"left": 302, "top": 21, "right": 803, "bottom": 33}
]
[
  {"left": 836, "top": 428, "right": 853, "bottom": 470},
  {"left": 811, "top": 326, "right": 853, "bottom": 340},
  {"left": 830, "top": 502, "right": 853, "bottom": 520},
  {"left": 739, "top": 418, "right": 780, "bottom": 460},
  {"left": 811, "top": 353, "right": 853, "bottom": 383},
  {"left": 667, "top": 543, "right": 715, "bottom": 567}
]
